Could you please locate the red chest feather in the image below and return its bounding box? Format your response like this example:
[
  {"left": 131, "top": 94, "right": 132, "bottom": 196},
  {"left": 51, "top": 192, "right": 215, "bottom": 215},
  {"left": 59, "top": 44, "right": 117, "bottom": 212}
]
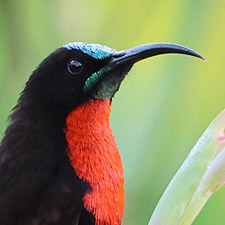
[{"left": 65, "top": 100, "right": 124, "bottom": 225}]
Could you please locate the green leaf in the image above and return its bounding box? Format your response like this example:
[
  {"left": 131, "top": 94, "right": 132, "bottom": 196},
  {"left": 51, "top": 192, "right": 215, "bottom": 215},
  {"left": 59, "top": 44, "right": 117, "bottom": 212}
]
[{"left": 149, "top": 109, "right": 225, "bottom": 225}]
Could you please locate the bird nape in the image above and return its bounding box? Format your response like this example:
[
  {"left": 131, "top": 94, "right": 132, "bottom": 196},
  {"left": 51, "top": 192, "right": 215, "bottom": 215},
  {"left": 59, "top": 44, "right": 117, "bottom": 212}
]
[{"left": 0, "top": 42, "right": 203, "bottom": 225}]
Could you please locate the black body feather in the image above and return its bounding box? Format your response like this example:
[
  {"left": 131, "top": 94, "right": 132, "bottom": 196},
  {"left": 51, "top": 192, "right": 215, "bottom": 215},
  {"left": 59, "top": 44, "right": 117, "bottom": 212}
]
[{"left": 0, "top": 92, "right": 93, "bottom": 224}]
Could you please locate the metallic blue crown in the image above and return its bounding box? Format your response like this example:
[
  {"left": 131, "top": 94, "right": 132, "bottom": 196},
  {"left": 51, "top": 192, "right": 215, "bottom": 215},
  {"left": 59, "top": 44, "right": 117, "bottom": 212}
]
[{"left": 63, "top": 42, "right": 116, "bottom": 60}]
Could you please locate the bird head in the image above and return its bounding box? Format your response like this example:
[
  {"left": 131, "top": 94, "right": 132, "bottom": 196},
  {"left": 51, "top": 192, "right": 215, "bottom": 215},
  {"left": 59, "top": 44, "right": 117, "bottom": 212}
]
[{"left": 25, "top": 42, "right": 203, "bottom": 110}]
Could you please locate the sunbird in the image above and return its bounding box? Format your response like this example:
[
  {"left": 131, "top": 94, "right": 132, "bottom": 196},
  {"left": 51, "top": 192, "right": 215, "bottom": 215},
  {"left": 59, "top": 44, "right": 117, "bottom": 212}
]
[{"left": 0, "top": 42, "right": 203, "bottom": 225}]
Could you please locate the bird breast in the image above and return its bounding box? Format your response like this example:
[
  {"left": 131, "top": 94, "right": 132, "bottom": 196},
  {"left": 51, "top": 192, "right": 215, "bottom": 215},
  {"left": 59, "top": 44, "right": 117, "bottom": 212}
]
[{"left": 65, "top": 99, "right": 124, "bottom": 225}]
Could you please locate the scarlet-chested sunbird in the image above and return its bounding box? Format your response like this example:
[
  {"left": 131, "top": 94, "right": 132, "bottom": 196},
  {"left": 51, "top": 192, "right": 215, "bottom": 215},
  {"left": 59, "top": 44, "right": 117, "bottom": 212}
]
[{"left": 0, "top": 42, "right": 203, "bottom": 225}]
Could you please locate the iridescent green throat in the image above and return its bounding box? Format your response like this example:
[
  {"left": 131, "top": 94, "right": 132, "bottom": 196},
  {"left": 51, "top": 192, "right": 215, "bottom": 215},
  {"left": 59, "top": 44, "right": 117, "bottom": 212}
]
[
  {"left": 83, "top": 66, "right": 112, "bottom": 93},
  {"left": 83, "top": 65, "right": 124, "bottom": 100}
]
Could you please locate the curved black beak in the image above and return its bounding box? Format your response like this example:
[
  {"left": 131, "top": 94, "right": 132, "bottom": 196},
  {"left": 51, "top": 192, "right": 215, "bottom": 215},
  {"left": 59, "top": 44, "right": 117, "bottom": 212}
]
[
  {"left": 109, "top": 43, "right": 204, "bottom": 67},
  {"left": 84, "top": 42, "right": 204, "bottom": 99}
]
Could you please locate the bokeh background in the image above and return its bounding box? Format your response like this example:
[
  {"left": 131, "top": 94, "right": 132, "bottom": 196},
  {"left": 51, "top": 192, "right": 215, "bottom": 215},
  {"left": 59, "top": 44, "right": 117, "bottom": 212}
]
[{"left": 1, "top": 0, "right": 225, "bottom": 224}]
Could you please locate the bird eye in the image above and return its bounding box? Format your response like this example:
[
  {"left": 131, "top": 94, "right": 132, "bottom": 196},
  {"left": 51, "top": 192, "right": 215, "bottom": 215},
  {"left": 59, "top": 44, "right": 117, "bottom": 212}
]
[{"left": 68, "top": 59, "right": 84, "bottom": 74}]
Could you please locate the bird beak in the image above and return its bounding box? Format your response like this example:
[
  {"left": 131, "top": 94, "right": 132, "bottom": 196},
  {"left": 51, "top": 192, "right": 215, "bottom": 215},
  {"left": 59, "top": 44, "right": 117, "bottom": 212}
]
[
  {"left": 109, "top": 43, "right": 204, "bottom": 67},
  {"left": 88, "top": 43, "right": 204, "bottom": 100}
]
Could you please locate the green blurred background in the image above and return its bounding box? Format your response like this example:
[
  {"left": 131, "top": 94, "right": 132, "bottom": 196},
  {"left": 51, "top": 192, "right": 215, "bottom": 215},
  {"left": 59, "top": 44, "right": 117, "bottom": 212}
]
[{"left": 0, "top": 0, "right": 225, "bottom": 224}]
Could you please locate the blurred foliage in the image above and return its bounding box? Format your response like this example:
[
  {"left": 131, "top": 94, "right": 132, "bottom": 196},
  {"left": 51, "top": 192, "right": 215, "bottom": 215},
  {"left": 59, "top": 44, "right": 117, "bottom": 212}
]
[{"left": 0, "top": 0, "right": 225, "bottom": 224}]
